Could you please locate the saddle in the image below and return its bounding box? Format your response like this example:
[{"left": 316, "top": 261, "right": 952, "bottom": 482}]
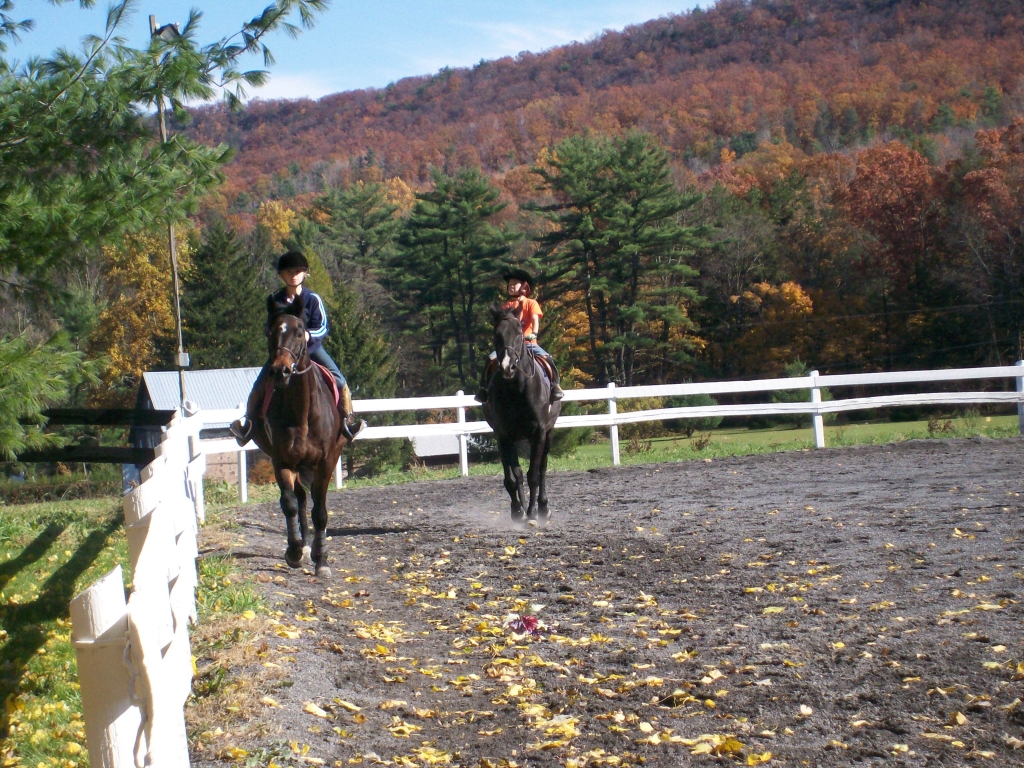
[
  {"left": 484, "top": 349, "right": 553, "bottom": 384},
  {"left": 260, "top": 362, "right": 340, "bottom": 418}
]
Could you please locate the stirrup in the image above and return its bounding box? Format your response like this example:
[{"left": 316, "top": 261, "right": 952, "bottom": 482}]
[
  {"left": 230, "top": 418, "right": 253, "bottom": 446},
  {"left": 550, "top": 386, "right": 565, "bottom": 402},
  {"left": 341, "top": 418, "right": 366, "bottom": 441}
]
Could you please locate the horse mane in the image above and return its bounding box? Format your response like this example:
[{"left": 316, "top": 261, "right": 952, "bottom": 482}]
[
  {"left": 490, "top": 304, "right": 518, "bottom": 325},
  {"left": 268, "top": 292, "right": 306, "bottom": 323}
]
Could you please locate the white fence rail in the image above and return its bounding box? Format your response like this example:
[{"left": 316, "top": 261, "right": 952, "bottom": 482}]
[
  {"left": 199, "top": 362, "right": 1024, "bottom": 498},
  {"left": 70, "top": 410, "right": 205, "bottom": 768}
]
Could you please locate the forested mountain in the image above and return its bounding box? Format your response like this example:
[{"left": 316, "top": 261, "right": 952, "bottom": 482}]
[{"left": 186, "top": 0, "right": 1024, "bottom": 202}]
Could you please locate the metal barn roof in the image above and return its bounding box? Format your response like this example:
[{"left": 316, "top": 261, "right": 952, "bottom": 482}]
[{"left": 142, "top": 368, "right": 260, "bottom": 426}]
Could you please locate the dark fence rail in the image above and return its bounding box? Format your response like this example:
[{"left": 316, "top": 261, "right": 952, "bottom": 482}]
[{"left": 37, "top": 408, "right": 176, "bottom": 427}]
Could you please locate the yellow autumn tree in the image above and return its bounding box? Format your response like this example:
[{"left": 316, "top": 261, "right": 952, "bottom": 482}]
[
  {"left": 729, "top": 281, "right": 814, "bottom": 375},
  {"left": 89, "top": 228, "right": 192, "bottom": 404},
  {"left": 257, "top": 200, "right": 297, "bottom": 249},
  {"left": 384, "top": 176, "right": 416, "bottom": 216}
]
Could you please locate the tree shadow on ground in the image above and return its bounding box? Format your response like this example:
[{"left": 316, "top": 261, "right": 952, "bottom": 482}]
[{"left": 0, "top": 514, "right": 123, "bottom": 740}]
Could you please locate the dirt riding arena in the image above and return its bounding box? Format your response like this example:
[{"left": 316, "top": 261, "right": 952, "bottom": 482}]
[{"left": 195, "top": 438, "right": 1024, "bottom": 767}]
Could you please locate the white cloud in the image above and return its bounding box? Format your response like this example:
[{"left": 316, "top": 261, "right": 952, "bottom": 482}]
[{"left": 455, "top": 20, "right": 582, "bottom": 56}]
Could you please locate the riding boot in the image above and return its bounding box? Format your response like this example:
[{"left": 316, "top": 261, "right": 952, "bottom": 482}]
[
  {"left": 548, "top": 358, "right": 565, "bottom": 402},
  {"left": 475, "top": 359, "right": 497, "bottom": 403},
  {"left": 230, "top": 369, "right": 268, "bottom": 446},
  {"left": 339, "top": 384, "right": 366, "bottom": 441}
]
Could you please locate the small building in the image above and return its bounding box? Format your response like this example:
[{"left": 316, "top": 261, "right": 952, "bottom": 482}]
[{"left": 134, "top": 368, "right": 262, "bottom": 483}]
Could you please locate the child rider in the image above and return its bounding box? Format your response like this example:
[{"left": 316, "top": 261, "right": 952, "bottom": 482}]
[
  {"left": 476, "top": 267, "right": 564, "bottom": 404},
  {"left": 230, "top": 251, "right": 366, "bottom": 444}
]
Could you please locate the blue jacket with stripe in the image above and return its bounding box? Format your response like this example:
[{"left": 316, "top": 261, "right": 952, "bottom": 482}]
[{"left": 269, "top": 287, "right": 329, "bottom": 355}]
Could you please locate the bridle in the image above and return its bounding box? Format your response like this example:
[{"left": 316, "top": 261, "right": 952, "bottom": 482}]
[
  {"left": 497, "top": 316, "right": 536, "bottom": 380},
  {"left": 270, "top": 322, "right": 313, "bottom": 377}
]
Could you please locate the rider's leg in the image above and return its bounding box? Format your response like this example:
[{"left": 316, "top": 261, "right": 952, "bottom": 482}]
[
  {"left": 230, "top": 365, "right": 270, "bottom": 445},
  {"left": 309, "top": 347, "right": 365, "bottom": 440},
  {"left": 476, "top": 350, "right": 498, "bottom": 403},
  {"left": 527, "top": 344, "right": 564, "bottom": 402}
]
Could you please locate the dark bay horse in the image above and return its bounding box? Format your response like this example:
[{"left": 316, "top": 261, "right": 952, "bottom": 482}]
[
  {"left": 250, "top": 295, "right": 349, "bottom": 577},
  {"left": 481, "top": 306, "right": 561, "bottom": 522}
]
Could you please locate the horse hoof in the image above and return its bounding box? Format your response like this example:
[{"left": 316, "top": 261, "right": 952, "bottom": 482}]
[
  {"left": 302, "top": 545, "right": 313, "bottom": 565},
  {"left": 285, "top": 546, "right": 304, "bottom": 568},
  {"left": 511, "top": 510, "right": 525, "bottom": 522},
  {"left": 315, "top": 565, "right": 332, "bottom": 579}
]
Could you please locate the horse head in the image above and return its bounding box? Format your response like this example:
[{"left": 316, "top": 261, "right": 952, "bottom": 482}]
[
  {"left": 267, "top": 293, "right": 308, "bottom": 387},
  {"left": 490, "top": 305, "right": 525, "bottom": 380}
]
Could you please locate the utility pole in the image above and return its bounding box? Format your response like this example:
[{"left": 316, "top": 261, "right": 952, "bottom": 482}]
[{"left": 150, "top": 15, "right": 189, "bottom": 411}]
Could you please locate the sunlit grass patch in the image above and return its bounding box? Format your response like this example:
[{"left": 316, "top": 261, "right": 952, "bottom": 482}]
[
  {"left": 187, "top": 512, "right": 283, "bottom": 760},
  {"left": 1, "top": 498, "right": 128, "bottom": 767},
  {"left": 196, "top": 555, "right": 265, "bottom": 619}
]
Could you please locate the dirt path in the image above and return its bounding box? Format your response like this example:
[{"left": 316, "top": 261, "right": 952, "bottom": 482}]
[{"left": 195, "top": 438, "right": 1024, "bottom": 767}]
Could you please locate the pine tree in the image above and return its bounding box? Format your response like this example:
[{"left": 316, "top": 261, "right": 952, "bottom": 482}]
[
  {"left": 532, "top": 132, "right": 706, "bottom": 385},
  {"left": 0, "top": 334, "right": 100, "bottom": 460},
  {"left": 388, "top": 167, "right": 516, "bottom": 391},
  {"left": 182, "top": 222, "right": 265, "bottom": 370}
]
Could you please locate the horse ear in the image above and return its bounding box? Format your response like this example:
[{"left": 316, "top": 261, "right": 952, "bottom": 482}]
[
  {"left": 290, "top": 293, "right": 305, "bottom": 316},
  {"left": 267, "top": 295, "right": 278, "bottom": 316},
  {"left": 490, "top": 304, "right": 505, "bottom": 322}
]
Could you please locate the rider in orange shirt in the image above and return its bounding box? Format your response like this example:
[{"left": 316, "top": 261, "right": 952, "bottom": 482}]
[{"left": 476, "top": 267, "right": 564, "bottom": 403}]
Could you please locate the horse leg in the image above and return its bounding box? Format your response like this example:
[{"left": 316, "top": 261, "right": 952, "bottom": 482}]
[
  {"left": 536, "top": 430, "right": 553, "bottom": 522},
  {"left": 498, "top": 437, "right": 525, "bottom": 521},
  {"left": 309, "top": 465, "right": 332, "bottom": 579},
  {"left": 297, "top": 467, "right": 314, "bottom": 565},
  {"left": 277, "top": 468, "right": 305, "bottom": 568},
  {"left": 525, "top": 432, "right": 546, "bottom": 520}
]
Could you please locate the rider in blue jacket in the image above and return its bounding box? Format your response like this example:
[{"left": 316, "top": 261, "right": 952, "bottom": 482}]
[{"left": 230, "top": 251, "right": 365, "bottom": 444}]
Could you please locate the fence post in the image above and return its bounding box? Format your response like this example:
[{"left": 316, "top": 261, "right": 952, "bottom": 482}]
[
  {"left": 607, "top": 382, "right": 620, "bottom": 466},
  {"left": 810, "top": 370, "right": 825, "bottom": 449},
  {"left": 70, "top": 566, "right": 142, "bottom": 768},
  {"left": 456, "top": 390, "right": 469, "bottom": 477},
  {"left": 1017, "top": 360, "right": 1024, "bottom": 436},
  {"left": 335, "top": 457, "right": 344, "bottom": 489},
  {"left": 237, "top": 450, "right": 247, "bottom": 503}
]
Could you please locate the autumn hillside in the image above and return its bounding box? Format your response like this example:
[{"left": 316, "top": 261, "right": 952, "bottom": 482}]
[{"left": 186, "top": 0, "right": 1024, "bottom": 202}]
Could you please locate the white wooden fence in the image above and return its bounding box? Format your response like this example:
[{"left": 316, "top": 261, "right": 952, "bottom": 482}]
[
  {"left": 198, "top": 362, "right": 1024, "bottom": 497},
  {"left": 70, "top": 409, "right": 205, "bottom": 768}
]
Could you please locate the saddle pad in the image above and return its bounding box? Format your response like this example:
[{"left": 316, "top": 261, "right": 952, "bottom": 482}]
[
  {"left": 260, "top": 363, "right": 340, "bottom": 418},
  {"left": 313, "top": 362, "right": 341, "bottom": 407}
]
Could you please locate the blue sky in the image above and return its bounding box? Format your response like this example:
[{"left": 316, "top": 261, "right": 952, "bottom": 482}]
[{"left": 8, "top": 1, "right": 701, "bottom": 100}]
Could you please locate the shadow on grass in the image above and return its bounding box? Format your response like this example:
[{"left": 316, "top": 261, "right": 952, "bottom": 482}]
[
  {"left": 0, "top": 514, "right": 123, "bottom": 740},
  {"left": 0, "top": 523, "right": 65, "bottom": 594}
]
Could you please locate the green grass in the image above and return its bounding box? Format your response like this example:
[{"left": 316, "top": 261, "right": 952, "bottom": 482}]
[
  {"left": 1, "top": 498, "right": 129, "bottom": 768},
  {"left": 195, "top": 555, "right": 266, "bottom": 620}
]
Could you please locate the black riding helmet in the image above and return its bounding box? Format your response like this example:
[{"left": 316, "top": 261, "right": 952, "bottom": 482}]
[
  {"left": 277, "top": 250, "right": 310, "bottom": 272},
  {"left": 503, "top": 267, "right": 535, "bottom": 297}
]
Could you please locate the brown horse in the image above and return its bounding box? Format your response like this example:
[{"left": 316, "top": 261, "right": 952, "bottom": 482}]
[{"left": 250, "top": 295, "right": 349, "bottom": 577}]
